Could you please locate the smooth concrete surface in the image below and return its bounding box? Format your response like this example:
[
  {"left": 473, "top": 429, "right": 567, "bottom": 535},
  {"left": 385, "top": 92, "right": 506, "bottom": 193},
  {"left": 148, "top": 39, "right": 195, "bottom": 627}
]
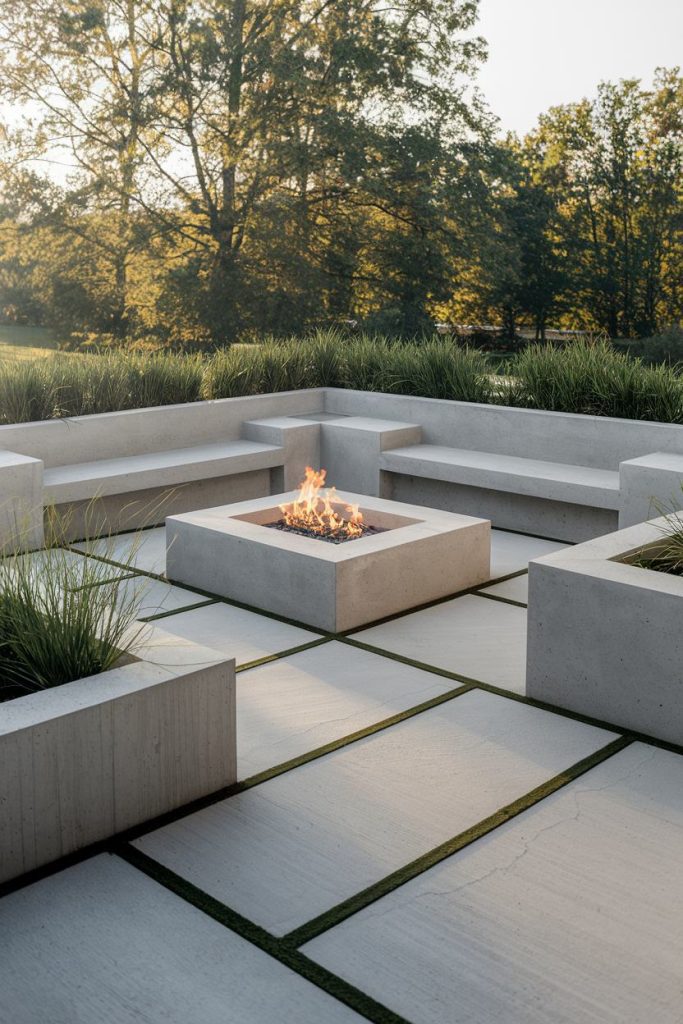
[
  {"left": 167, "top": 491, "right": 491, "bottom": 632},
  {"left": 480, "top": 574, "right": 529, "bottom": 603},
  {"left": 48, "top": 468, "right": 276, "bottom": 540},
  {"left": 619, "top": 450, "right": 683, "bottom": 527},
  {"left": 0, "top": 626, "right": 236, "bottom": 883},
  {"left": 380, "top": 444, "right": 620, "bottom": 508},
  {"left": 323, "top": 387, "right": 683, "bottom": 470},
  {"left": 50, "top": 467, "right": 265, "bottom": 539},
  {"left": 147, "top": 600, "right": 316, "bottom": 667},
  {"left": 0, "top": 449, "right": 43, "bottom": 552},
  {"left": 115, "top": 575, "right": 212, "bottom": 619},
  {"left": 4, "top": 388, "right": 683, "bottom": 542},
  {"left": 320, "top": 417, "right": 422, "bottom": 495},
  {"left": 383, "top": 472, "right": 617, "bottom": 541},
  {"left": 0, "top": 855, "right": 363, "bottom": 1024},
  {"left": 75, "top": 526, "right": 169, "bottom": 574},
  {"left": 358, "top": 594, "right": 528, "bottom": 691},
  {"left": 236, "top": 641, "right": 458, "bottom": 776},
  {"left": 0, "top": 389, "right": 325, "bottom": 466},
  {"left": 243, "top": 417, "right": 321, "bottom": 489},
  {"left": 43, "top": 439, "right": 282, "bottom": 502},
  {"left": 133, "top": 689, "right": 615, "bottom": 935},
  {"left": 303, "top": 744, "right": 683, "bottom": 1024},
  {"left": 489, "top": 530, "right": 569, "bottom": 577},
  {"left": 527, "top": 516, "right": 683, "bottom": 743}
]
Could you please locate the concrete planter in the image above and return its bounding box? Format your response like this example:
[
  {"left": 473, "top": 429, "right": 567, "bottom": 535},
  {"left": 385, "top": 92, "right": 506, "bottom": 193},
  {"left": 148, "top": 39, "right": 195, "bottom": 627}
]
[
  {"left": 526, "top": 515, "right": 683, "bottom": 745},
  {"left": 0, "top": 626, "right": 236, "bottom": 884}
]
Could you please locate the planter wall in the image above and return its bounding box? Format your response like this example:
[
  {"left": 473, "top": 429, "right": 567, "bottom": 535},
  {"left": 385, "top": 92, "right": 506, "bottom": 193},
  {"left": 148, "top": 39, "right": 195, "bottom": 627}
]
[
  {"left": 0, "top": 626, "right": 236, "bottom": 884},
  {"left": 526, "top": 516, "right": 683, "bottom": 745}
]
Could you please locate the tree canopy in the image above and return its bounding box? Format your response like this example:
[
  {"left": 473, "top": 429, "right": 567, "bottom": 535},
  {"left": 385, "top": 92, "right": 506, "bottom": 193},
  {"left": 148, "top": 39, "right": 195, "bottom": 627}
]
[{"left": 0, "top": 1, "right": 680, "bottom": 342}]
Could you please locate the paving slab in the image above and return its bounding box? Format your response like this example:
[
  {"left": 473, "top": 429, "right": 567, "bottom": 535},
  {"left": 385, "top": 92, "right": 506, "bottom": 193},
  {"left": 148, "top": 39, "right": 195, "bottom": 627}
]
[
  {"left": 303, "top": 743, "right": 683, "bottom": 1024},
  {"left": 237, "top": 641, "right": 458, "bottom": 777},
  {"left": 75, "top": 526, "right": 168, "bottom": 575},
  {"left": 0, "top": 855, "right": 363, "bottom": 1024},
  {"left": 357, "top": 594, "right": 527, "bottom": 691},
  {"left": 478, "top": 574, "right": 528, "bottom": 604},
  {"left": 151, "top": 601, "right": 317, "bottom": 668},
  {"left": 113, "top": 574, "right": 212, "bottom": 620},
  {"left": 133, "top": 689, "right": 615, "bottom": 935},
  {"left": 490, "top": 530, "right": 568, "bottom": 579}
]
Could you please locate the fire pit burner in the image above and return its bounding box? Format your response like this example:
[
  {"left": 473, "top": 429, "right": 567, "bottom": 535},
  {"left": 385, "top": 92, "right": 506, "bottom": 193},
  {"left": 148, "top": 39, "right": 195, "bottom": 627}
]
[
  {"left": 265, "top": 518, "right": 387, "bottom": 544},
  {"left": 272, "top": 466, "right": 384, "bottom": 543}
]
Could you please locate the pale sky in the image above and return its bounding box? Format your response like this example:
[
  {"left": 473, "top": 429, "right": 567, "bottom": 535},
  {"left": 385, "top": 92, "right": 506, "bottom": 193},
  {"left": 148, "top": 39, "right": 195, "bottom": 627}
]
[{"left": 475, "top": 0, "right": 683, "bottom": 135}]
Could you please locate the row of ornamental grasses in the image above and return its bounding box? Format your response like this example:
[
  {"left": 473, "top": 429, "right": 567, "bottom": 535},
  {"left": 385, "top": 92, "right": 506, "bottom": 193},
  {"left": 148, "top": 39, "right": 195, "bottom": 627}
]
[{"left": 1, "top": 332, "right": 682, "bottom": 424}]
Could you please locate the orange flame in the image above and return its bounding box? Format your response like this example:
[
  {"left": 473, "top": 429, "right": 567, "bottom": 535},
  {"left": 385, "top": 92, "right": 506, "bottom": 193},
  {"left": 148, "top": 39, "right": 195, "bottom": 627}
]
[{"left": 279, "top": 467, "right": 365, "bottom": 540}]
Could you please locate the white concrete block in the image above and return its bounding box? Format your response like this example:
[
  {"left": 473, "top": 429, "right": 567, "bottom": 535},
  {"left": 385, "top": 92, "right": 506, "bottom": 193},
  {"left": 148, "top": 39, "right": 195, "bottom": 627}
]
[
  {"left": 0, "top": 855, "right": 363, "bottom": 1024},
  {"left": 358, "top": 594, "right": 528, "bottom": 691},
  {"left": 303, "top": 744, "right": 683, "bottom": 1024},
  {"left": 166, "top": 491, "right": 490, "bottom": 633},
  {"left": 242, "top": 417, "right": 321, "bottom": 489},
  {"left": 320, "top": 417, "right": 422, "bottom": 495},
  {"left": 0, "top": 449, "right": 43, "bottom": 552},
  {"left": 133, "top": 689, "right": 615, "bottom": 935},
  {"left": 619, "top": 450, "right": 683, "bottom": 527},
  {"left": 0, "top": 624, "right": 236, "bottom": 883},
  {"left": 237, "top": 641, "right": 458, "bottom": 776},
  {"left": 526, "top": 515, "right": 683, "bottom": 743}
]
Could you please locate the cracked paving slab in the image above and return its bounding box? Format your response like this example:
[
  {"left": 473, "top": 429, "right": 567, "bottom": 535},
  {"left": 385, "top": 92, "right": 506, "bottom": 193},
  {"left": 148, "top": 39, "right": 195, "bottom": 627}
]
[
  {"left": 302, "top": 743, "right": 683, "bottom": 1024},
  {"left": 133, "top": 689, "right": 615, "bottom": 935},
  {"left": 236, "top": 641, "right": 461, "bottom": 778}
]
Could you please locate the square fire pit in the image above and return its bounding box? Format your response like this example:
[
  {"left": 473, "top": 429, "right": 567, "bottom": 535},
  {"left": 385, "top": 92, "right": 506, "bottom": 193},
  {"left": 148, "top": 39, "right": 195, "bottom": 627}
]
[{"left": 166, "top": 491, "right": 490, "bottom": 632}]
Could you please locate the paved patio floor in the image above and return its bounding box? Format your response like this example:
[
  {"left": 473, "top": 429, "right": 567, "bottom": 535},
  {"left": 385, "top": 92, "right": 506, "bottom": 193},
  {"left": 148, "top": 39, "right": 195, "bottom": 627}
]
[{"left": 2, "top": 528, "right": 682, "bottom": 1024}]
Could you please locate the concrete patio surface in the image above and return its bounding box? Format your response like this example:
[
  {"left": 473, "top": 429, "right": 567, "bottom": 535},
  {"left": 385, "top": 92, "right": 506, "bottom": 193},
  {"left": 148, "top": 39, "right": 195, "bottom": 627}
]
[{"left": 1, "top": 525, "right": 681, "bottom": 1024}]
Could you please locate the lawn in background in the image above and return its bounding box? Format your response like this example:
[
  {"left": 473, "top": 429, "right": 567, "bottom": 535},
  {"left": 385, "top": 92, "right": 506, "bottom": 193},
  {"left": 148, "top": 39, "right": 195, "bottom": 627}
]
[{"left": 0, "top": 325, "right": 65, "bottom": 361}]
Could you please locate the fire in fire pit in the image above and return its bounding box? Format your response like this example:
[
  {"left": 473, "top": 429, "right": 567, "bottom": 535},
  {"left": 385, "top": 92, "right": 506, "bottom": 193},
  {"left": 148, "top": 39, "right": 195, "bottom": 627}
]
[{"left": 266, "top": 467, "right": 386, "bottom": 544}]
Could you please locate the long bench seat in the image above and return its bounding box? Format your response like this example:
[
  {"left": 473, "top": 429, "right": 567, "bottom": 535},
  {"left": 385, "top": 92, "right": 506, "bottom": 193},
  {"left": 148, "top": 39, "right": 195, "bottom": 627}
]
[
  {"left": 43, "top": 439, "right": 283, "bottom": 504},
  {"left": 380, "top": 444, "right": 620, "bottom": 510}
]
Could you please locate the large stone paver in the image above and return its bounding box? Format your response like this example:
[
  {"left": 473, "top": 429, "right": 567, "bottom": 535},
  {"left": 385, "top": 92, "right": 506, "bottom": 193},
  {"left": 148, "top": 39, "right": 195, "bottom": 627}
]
[
  {"left": 478, "top": 574, "right": 528, "bottom": 604},
  {"left": 237, "top": 641, "right": 459, "bottom": 777},
  {"left": 357, "top": 594, "right": 527, "bottom": 691},
  {"left": 490, "top": 531, "right": 568, "bottom": 578},
  {"left": 303, "top": 743, "right": 683, "bottom": 1024},
  {"left": 0, "top": 855, "right": 363, "bottom": 1024},
  {"left": 115, "top": 574, "right": 211, "bottom": 620},
  {"left": 133, "top": 690, "right": 615, "bottom": 935},
  {"left": 75, "top": 526, "right": 168, "bottom": 575},
  {"left": 153, "top": 601, "right": 316, "bottom": 668}
]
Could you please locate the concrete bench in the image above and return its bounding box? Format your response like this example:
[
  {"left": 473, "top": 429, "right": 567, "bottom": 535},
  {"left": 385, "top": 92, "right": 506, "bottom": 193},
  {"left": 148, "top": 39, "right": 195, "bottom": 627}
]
[
  {"left": 379, "top": 444, "right": 620, "bottom": 541},
  {"left": 380, "top": 445, "right": 620, "bottom": 508},
  {"left": 43, "top": 440, "right": 283, "bottom": 503}
]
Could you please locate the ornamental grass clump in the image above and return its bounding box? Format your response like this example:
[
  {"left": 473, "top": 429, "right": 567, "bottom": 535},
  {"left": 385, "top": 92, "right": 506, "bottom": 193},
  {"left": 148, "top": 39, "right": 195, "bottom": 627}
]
[
  {"left": 512, "top": 339, "right": 683, "bottom": 423},
  {"left": 633, "top": 495, "right": 683, "bottom": 577},
  {"left": 0, "top": 544, "right": 145, "bottom": 701}
]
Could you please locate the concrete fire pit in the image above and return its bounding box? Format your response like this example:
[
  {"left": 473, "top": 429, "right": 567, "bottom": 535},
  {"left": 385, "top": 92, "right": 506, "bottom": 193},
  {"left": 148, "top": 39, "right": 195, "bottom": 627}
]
[{"left": 166, "top": 492, "right": 490, "bottom": 632}]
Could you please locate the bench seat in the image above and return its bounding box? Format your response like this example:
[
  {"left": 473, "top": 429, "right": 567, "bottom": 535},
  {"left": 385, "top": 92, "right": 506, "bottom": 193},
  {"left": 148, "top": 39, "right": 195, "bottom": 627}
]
[
  {"left": 44, "top": 440, "right": 283, "bottom": 504},
  {"left": 380, "top": 445, "right": 620, "bottom": 510}
]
